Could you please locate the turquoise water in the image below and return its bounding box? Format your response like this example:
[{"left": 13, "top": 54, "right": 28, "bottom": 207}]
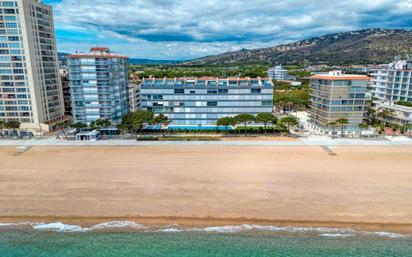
[{"left": 1, "top": 230, "right": 411, "bottom": 257}]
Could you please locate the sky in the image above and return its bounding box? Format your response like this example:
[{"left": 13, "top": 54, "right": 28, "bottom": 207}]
[{"left": 44, "top": 0, "right": 412, "bottom": 60}]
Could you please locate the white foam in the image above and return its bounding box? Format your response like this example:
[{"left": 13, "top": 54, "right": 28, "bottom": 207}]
[
  {"left": 91, "top": 221, "right": 145, "bottom": 230},
  {"left": 0, "top": 222, "right": 408, "bottom": 238},
  {"left": 320, "top": 233, "right": 353, "bottom": 238},
  {"left": 31, "top": 222, "right": 87, "bottom": 232},
  {"left": 370, "top": 231, "right": 407, "bottom": 239},
  {"left": 157, "top": 228, "right": 185, "bottom": 232},
  {"left": 156, "top": 224, "right": 185, "bottom": 232}
]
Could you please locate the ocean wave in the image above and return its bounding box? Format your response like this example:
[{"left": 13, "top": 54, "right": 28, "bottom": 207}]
[
  {"left": 31, "top": 222, "right": 86, "bottom": 233},
  {"left": 320, "top": 233, "right": 353, "bottom": 238},
  {"left": 0, "top": 222, "right": 409, "bottom": 238},
  {"left": 367, "top": 231, "right": 407, "bottom": 239}
]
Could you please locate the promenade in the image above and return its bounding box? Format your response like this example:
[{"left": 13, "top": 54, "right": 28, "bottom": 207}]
[{"left": 0, "top": 135, "right": 411, "bottom": 146}]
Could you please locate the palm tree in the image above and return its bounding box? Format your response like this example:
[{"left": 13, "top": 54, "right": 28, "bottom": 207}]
[
  {"left": 389, "top": 123, "right": 400, "bottom": 138},
  {"left": 377, "top": 108, "right": 394, "bottom": 126},
  {"left": 326, "top": 121, "right": 338, "bottom": 139},
  {"left": 358, "top": 123, "right": 369, "bottom": 138},
  {"left": 404, "top": 123, "right": 412, "bottom": 138},
  {"left": 335, "top": 118, "right": 349, "bottom": 138},
  {"left": 372, "top": 122, "right": 385, "bottom": 138},
  {"left": 255, "top": 113, "right": 277, "bottom": 135},
  {"left": 0, "top": 120, "right": 5, "bottom": 138}
]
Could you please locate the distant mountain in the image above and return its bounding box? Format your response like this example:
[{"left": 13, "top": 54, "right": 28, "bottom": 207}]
[
  {"left": 183, "top": 29, "right": 412, "bottom": 66},
  {"left": 129, "top": 59, "right": 181, "bottom": 65}
]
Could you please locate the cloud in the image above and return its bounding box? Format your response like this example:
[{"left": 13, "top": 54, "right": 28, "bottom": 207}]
[{"left": 49, "top": 0, "right": 412, "bottom": 60}]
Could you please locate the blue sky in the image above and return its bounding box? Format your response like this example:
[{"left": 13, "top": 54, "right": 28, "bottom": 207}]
[{"left": 44, "top": 0, "right": 412, "bottom": 60}]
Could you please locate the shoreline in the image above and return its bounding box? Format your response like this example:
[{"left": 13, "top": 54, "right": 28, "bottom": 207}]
[{"left": 1, "top": 216, "right": 412, "bottom": 233}]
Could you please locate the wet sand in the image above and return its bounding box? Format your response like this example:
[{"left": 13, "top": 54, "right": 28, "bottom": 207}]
[{"left": 1, "top": 145, "right": 412, "bottom": 232}]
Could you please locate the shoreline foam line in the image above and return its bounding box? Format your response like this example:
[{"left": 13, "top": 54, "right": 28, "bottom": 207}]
[{"left": 0, "top": 221, "right": 408, "bottom": 239}]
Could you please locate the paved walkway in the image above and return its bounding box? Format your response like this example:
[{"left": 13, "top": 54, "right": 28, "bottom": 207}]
[{"left": 0, "top": 135, "right": 412, "bottom": 146}]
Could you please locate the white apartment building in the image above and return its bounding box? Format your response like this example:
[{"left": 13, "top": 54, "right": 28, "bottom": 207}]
[
  {"left": 0, "top": 0, "right": 66, "bottom": 135},
  {"left": 373, "top": 100, "right": 412, "bottom": 126},
  {"left": 370, "top": 57, "right": 412, "bottom": 103},
  {"left": 267, "top": 65, "right": 295, "bottom": 81},
  {"left": 128, "top": 82, "right": 140, "bottom": 112},
  {"left": 68, "top": 47, "right": 129, "bottom": 124}
]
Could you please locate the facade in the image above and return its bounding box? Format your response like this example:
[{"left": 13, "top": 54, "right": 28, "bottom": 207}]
[
  {"left": 268, "top": 65, "right": 295, "bottom": 81},
  {"left": 59, "top": 69, "right": 71, "bottom": 116},
  {"left": 0, "top": 0, "right": 66, "bottom": 134},
  {"left": 308, "top": 71, "right": 369, "bottom": 133},
  {"left": 68, "top": 47, "right": 129, "bottom": 124},
  {"left": 370, "top": 57, "right": 412, "bottom": 103},
  {"left": 373, "top": 100, "right": 412, "bottom": 126},
  {"left": 140, "top": 77, "right": 274, "bottom": 126},
  {"left": 128, "top": 82, "right": 140, "bottom": 112}
]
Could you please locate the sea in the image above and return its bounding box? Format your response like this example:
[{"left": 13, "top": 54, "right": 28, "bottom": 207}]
[{"left": 0, "top": 222, "right": 411, "bottom": 257}]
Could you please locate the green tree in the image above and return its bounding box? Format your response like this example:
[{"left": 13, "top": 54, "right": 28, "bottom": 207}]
[
  {"left": 255, "top": 113, "right": 277, "bottom": 135},
  {"left": 377, "top": 108, "right": 394, "bottom": 126},
  {"left": 6, "top": 120, "right": 20, "bottom": 137},
  {"left": 0, "top": 120, "right": 5, "bottom": 138},
  {"left": 280, "top": 116, "right": 299, "bottom": 134},
  {"left": 151, "top": 114, "right": 170, "bottom": 137},
  {"left": 56, "top": 120, "right": 72, "bottom": 140},
  {"left": 130, "top": 110, "right": 154, "bottom": 139},
  {"left": 116, "top": 123, "right": 129, "bottom": 139},
  {"left": 358, "top": 123, "right": 369, "bottom": 138},
  {"left": 335, "top": 118, "right": 349, "bottom": 138},
  {"left": 89, "top": 121, "right": 98, "bottom": 130},
  {"left": 72, "top": 122, "right": 88, "bottom": 130},
  {"left": 95, "top": 119, "right": 111, "bottom": 129},
  {"left": 389, "top": 123, "right": 400, "bottom": 138},
  {"left": 327, "top": 121, "right": 339, "bottom": 139},
  {"left": 372, "top": 122, "right": 385, "bottom": 138},
  {"left": 234, "top": 114, "right": 255, "bottom": 136},
  {"left": 404, "top": 123, "right": 412, "bottom": 137},
  {"left": 217, "top": 117, "right": 237, "bottom": 136}
]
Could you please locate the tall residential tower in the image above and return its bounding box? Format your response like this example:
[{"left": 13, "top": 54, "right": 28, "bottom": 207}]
[
  {"left": 370, "top": 57, "right": 412, "bottom": 103},
  {"left": 0, "top": 0, "right": 65, "bottom": 134},
  {"left": 68, "top": 47, "right": 129, "bottom": 124}
]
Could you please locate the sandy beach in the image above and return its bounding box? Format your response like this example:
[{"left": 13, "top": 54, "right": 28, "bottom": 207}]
[{"left": 1, "top": 145, "right": 412, "bottom": 233}]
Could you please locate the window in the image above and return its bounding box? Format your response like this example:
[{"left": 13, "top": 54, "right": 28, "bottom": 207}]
[
  {"left": 207, "top": 101, "right": 217, "bottom": 107},
  {"left": 174, "top": 89, "right": 184, "bottom": 94},
  {"left": 262, "top": 101, "right": 272, "bottom": 106},
  {"left": 251, "top": 88, "right": 261, "bottom": 94}
]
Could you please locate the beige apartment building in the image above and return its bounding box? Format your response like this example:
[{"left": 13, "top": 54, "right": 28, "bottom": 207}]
[
  {"left": 308, "top": 71, "right": 369, "bottom": 134},
  {"left": 0, "top": 0, "right": 66, "bottom": 135}
]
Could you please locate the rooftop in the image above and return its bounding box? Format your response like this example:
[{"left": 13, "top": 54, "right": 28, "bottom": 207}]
[
  {"left": 142, "top": 77, "right": 273, "bottom": 87},
  {"left": 68, "top": 47, "right": 128, "bottom": 59},
  {"left": 310, "top": 71, "right": 370, "bottom": 81}
]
